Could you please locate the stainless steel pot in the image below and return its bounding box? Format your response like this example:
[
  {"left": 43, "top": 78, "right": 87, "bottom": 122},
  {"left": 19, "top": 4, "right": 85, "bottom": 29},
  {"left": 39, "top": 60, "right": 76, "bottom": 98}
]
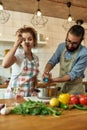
[{"left": 35, "top": 85, "right": 60, "bottom": 99}]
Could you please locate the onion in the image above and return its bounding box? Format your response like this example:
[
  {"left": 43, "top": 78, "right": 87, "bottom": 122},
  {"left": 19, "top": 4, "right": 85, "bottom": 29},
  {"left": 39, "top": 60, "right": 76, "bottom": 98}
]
[{"left": 0, "top": 106, "right": 11, "bottom": 115}]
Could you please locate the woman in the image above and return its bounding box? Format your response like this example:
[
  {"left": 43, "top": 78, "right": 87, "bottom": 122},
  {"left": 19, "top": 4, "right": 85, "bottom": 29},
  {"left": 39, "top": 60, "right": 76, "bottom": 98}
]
[{"left": 2, "top": 26, "right": 39, "bottom": 98}]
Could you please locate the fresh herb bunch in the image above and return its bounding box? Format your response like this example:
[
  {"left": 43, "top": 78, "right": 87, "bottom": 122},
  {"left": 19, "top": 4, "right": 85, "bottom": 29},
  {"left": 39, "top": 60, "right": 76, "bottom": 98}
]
[{"left": 10, "top": 100, "right": 62, "bottom": 116}]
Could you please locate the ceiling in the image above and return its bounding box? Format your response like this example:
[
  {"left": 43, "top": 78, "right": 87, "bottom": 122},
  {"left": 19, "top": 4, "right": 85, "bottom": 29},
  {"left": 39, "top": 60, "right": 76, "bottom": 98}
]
[{"left": 2, "top": 0, "right": 87, "bottom": 23}]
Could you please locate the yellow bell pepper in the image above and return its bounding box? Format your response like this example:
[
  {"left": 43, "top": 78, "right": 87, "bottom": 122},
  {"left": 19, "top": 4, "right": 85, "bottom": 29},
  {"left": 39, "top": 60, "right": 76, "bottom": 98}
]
[{"left": 58, "top": 93, "right": 70, "bottom": 104}]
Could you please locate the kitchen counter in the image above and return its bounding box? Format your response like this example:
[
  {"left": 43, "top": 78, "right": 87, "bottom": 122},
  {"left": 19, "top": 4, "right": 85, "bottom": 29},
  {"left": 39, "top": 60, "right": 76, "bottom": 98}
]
[
  {"left": 0, "top": 97, "right": 87, "bottom": 130},
  {"left": 0, "top": 81, "right": 87, "bottom": 88}
]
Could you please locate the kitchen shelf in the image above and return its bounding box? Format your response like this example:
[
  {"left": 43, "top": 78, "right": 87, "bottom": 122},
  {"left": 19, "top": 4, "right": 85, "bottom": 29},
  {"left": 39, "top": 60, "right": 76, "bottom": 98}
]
[
  {"left": 0, "top": 40, "right": 14, "bottom": 44},
  {"left": 0, "top": 84, "right": 8, "bottom": 88}
]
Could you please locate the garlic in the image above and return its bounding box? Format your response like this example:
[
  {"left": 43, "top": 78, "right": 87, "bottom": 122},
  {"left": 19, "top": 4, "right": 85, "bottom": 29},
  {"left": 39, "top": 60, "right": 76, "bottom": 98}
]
[
  {"left": 0, "top": 105, "right": 10, "bottom": 115},
  {"left": 0, "top": 104, "right": 5, "bottom": 110}
]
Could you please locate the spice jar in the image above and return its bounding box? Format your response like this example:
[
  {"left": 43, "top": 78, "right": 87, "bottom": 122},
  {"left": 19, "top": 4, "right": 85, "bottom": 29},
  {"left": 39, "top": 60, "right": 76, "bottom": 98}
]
[{"left": 4, "top": 49, "right": 10, "bottom": 56}]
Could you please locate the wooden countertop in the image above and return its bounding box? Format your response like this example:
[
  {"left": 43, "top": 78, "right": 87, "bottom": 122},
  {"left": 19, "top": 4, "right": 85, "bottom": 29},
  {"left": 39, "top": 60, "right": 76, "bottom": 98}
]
[
  {"left": 0, "top": 97, "right": 87, "bottom": 130},
  {"left": 0, "top": 81, "right": 87, "bottom": 89}
]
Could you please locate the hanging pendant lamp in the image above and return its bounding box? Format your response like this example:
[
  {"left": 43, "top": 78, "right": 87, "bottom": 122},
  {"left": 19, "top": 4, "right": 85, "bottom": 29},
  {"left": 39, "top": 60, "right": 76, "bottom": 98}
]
[
  {"left": 67, "top": 2, "right": 72, "bottom": 22},
  {"left": 0, "top": 1, "right": 10, "bottom": 24},
  {"left": 31, "top": 0, "right": 48, "bottom": 28}
]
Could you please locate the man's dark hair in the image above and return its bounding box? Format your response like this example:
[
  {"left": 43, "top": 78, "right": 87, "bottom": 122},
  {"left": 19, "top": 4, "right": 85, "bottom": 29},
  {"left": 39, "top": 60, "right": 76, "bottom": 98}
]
[{"left": 66, "top": 25, "right": 85, "bottom": 41}]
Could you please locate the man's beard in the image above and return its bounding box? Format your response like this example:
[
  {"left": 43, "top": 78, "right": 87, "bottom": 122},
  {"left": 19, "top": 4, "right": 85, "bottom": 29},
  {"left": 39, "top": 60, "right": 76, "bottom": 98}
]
[{"left": 66, "top": 44, "right": 80, "bottom": 52}]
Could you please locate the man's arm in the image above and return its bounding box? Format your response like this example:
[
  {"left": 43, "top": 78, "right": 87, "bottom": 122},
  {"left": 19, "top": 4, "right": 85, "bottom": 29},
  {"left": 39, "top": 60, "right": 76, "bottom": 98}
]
[
  {"left": 42, "top": 63, "right": 53, "bottom": 80},
  {"left": 44, "top": 63, "right": 53, "bottom": 73},
  {"left": 43, "top": 63, "right": 71, "bottom": 83},
  {"left": 51, "top": 74, "right": 71, "bottom": 83},
  {"left": 51, "top": 47, "right": 87, "bottom": 83},
  {"left": 43, "top": 43, "right": 65, "bottom": 81}
]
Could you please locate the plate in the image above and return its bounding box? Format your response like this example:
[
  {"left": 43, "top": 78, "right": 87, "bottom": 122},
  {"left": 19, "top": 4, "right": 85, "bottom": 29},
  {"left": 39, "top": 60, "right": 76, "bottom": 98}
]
[
  {"left": 37, "top": 95, "right": 57, "bottom": 100},
  {"left": 24, "top": 96, "right": 50, "bottom": 103},
  {"left": 37, "top": 96, "right": 52, "bottom": 100}
]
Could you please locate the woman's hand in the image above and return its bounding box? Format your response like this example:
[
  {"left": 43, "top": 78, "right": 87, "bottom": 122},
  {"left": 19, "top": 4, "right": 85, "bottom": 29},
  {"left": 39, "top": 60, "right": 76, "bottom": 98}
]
[{"left": 14, "top": 33, "right": 24, "bottom": 48}]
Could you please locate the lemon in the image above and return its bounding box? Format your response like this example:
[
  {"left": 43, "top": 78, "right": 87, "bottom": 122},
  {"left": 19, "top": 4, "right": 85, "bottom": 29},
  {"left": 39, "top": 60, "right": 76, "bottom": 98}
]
[{"left": 49, "top": 97, "right": 59, "bottom": 107}]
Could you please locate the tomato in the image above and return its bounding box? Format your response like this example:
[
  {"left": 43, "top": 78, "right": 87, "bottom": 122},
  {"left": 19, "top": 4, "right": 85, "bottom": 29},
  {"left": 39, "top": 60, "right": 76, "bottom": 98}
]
[
  {"left": 79, "top": 95, "right": 87, "bottom": 105},
  {"left": 78, "top": 94, "right": 85, "bottom": 98},
  {"left": 69, "top": 95, "right": 79, "bottom": 104}
]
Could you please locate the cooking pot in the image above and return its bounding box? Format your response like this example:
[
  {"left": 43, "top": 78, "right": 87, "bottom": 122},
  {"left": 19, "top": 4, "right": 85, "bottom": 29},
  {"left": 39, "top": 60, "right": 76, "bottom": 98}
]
[{"left": 35, "top": 85, "right": 61, "bottom": 99}]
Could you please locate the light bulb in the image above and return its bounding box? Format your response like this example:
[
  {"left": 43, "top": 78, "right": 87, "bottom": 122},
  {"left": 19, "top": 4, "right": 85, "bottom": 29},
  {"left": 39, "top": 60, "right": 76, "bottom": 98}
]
[
  {"left": 36, "top": 9, "right": 42, "bottom": 16},
  {"left": 0, "top": 2, "right": 3, "bottom": 10},
  {"left": 68, "top": 14, "right": 72, "bottom": 22}
]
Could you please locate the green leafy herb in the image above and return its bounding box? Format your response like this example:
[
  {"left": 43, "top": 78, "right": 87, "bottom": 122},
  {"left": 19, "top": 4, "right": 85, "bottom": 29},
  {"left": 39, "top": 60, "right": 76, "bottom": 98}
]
[{"left": 10, "top": 100, "right": 62, "bottom": 116}]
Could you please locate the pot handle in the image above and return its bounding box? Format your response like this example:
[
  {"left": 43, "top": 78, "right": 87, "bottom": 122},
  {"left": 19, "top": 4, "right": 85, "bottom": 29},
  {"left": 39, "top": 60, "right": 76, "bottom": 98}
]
[
  {"left": 33, "top": 88, "right": 40, "bottom": 93},
  {"left": 57, "top": 87, "right": 61, "bottom": 91}
]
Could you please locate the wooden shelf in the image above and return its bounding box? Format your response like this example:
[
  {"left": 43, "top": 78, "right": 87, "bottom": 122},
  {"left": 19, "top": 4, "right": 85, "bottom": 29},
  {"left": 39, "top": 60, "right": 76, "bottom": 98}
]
[
  {"left": 0, "top": 84, "right": 8, "bottom": 88},
  {"left": 83, "top": 82, "right": 87, "bottom": 85}
]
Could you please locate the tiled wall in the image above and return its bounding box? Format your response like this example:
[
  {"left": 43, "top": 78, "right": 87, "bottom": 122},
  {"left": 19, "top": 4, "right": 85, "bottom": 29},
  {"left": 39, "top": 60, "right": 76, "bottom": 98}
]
[{"left": 0, "top": 10, "right": 87, "bottom": 82}]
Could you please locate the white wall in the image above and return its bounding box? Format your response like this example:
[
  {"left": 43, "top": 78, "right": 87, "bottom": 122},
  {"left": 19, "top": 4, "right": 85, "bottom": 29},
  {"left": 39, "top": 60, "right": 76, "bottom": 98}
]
[{"left": 0, "top": 10, "right": 87, "bottom": 82}]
